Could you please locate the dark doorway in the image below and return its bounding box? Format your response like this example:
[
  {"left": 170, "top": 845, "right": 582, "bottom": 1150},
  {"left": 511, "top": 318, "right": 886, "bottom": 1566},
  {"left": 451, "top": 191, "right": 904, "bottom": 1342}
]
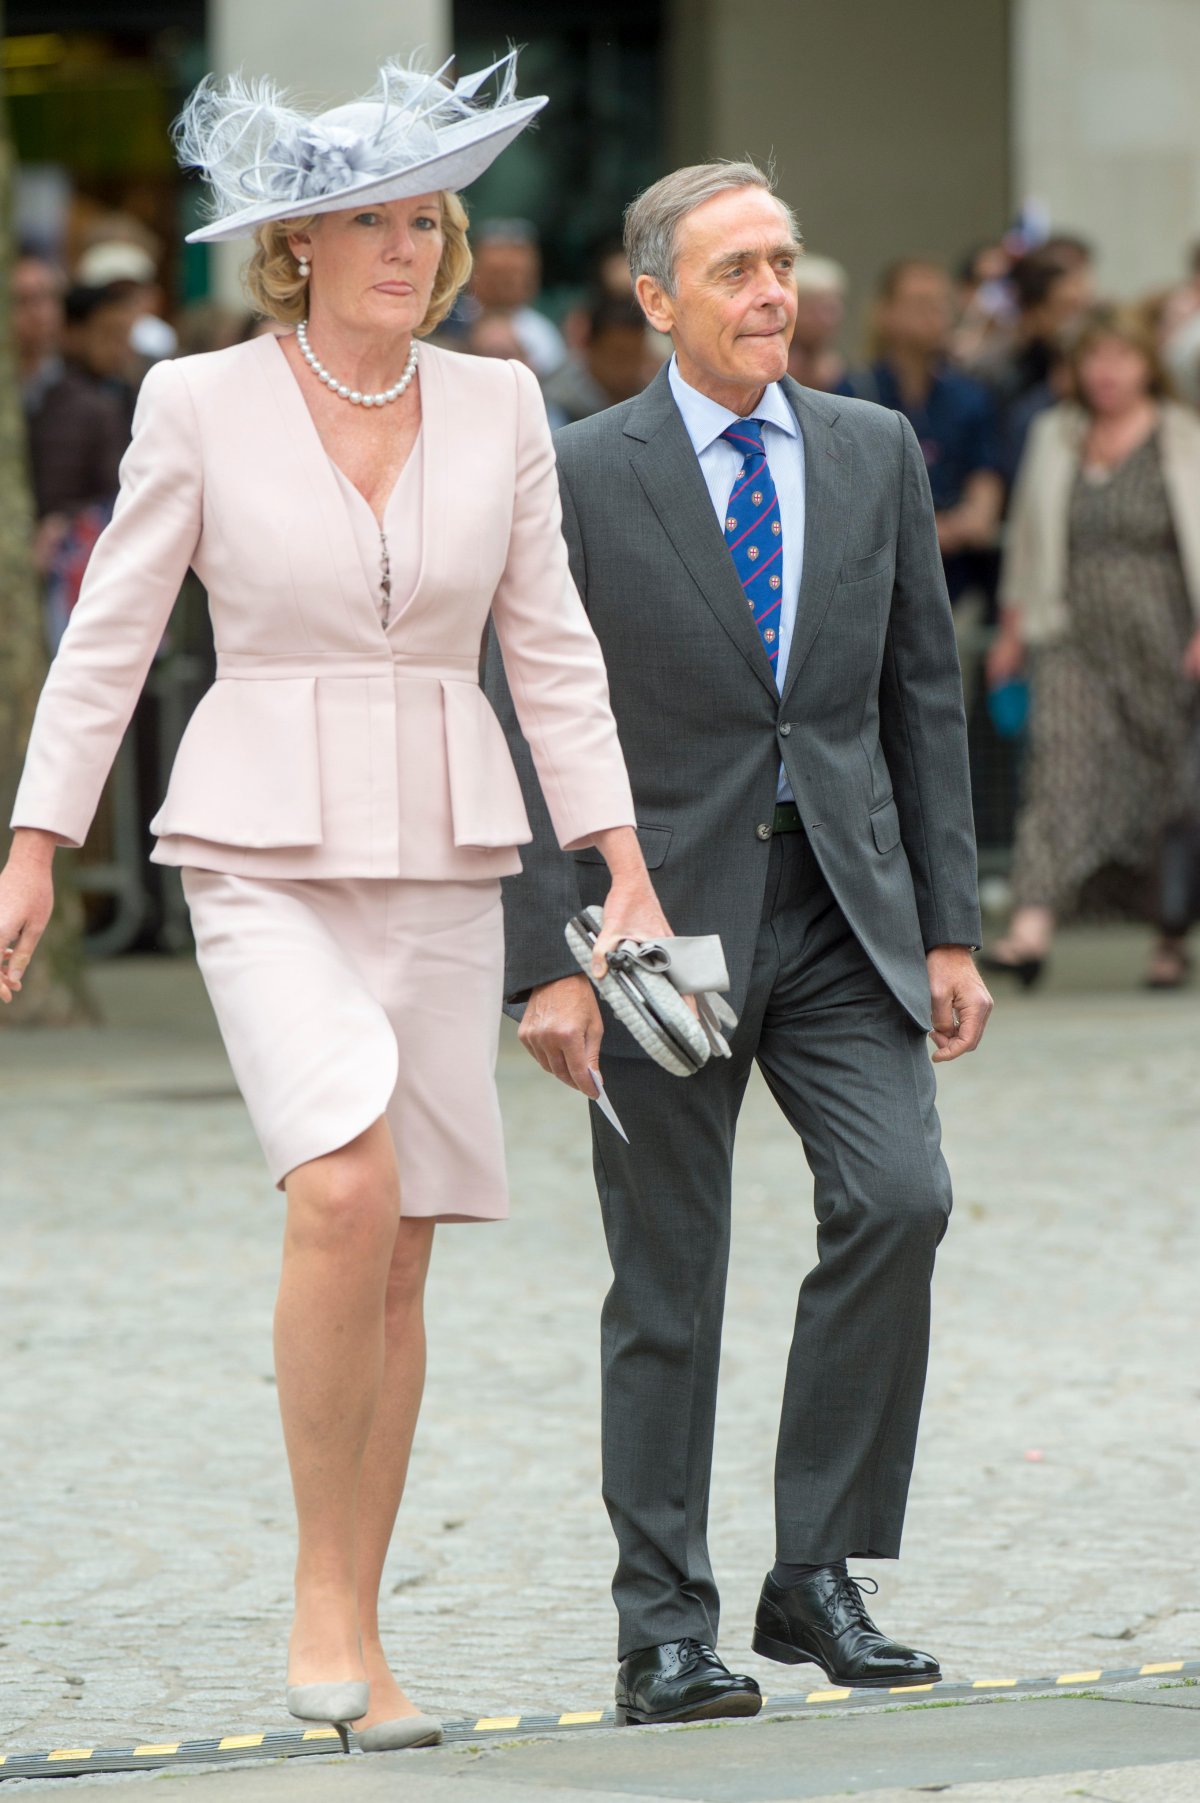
[{"left": 453, "top": 0, "right": 665, "bottom": 306}]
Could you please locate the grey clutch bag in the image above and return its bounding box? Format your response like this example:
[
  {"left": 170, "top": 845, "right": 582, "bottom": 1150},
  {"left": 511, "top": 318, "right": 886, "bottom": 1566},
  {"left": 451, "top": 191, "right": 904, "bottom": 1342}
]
[{"left": 565, "top": 906, "right": 739, "bottom": 1077}]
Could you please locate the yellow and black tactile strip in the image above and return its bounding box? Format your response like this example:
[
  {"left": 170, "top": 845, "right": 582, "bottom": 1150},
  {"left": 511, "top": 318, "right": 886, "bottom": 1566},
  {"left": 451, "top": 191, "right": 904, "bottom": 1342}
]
[{"left": 1, "top": 1660, "right": 1195, "bottom": 1781}]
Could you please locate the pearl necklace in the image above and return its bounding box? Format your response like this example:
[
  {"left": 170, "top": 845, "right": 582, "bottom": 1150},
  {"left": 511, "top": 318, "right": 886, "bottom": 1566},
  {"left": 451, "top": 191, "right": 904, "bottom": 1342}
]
[{"left": 296, "top": 320, "right": 417, "bottom": 407}]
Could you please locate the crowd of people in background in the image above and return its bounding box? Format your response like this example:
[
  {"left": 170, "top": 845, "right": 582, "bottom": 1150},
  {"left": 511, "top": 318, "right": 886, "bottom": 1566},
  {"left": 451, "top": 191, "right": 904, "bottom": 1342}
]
[{"left": 13, "top": 207, "right": 1200, "bottom": 985}]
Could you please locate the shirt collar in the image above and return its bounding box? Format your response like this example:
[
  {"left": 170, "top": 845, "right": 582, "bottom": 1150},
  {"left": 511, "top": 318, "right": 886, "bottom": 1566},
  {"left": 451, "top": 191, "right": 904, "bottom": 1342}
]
[{"left": 668, "top": 354, "right": 797, "bottom": 455}]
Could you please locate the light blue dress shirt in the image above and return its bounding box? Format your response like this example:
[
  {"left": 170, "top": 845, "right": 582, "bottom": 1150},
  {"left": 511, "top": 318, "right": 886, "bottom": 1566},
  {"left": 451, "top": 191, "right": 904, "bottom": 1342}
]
[{"left": 668, "top": 356, "right": 806, "bottom": 802}]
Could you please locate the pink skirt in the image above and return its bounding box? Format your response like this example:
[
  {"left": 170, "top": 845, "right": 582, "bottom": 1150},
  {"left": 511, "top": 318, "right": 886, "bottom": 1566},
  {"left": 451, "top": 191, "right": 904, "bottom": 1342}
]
[{"left": 182, "top": 869, "right": 508, "bottom": 1219}]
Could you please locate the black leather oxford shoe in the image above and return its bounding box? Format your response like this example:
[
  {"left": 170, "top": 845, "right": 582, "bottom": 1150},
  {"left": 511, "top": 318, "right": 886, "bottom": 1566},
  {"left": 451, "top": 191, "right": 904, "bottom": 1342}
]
[
  {"left": 615, "top": 1638, "right": 762, "bottom": 1725},
  {"left": 752, "top": 1568, "right": 941, "bottom": 1689}
]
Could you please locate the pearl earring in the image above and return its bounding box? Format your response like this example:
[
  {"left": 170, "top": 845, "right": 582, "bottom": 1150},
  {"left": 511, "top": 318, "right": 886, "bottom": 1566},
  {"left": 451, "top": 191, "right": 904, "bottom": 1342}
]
[{"left": 298, "top": 256, "right": 311, "bottom": 279}]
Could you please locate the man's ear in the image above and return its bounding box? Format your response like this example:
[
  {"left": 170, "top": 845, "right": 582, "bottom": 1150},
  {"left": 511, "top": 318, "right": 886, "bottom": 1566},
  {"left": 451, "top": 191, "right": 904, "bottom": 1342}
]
[{"left": 635, "top": 273, "right": 674, "bottom": 338}]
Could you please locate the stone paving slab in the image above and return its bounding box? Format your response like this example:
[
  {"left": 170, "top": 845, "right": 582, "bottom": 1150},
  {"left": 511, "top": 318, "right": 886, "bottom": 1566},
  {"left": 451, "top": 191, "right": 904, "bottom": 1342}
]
[
  {"left": 1, "top": 929, "right": 1198, "bottom": 1764},
  {"left": 818, "top": 1765, "right": 1200, "bottom": 1803},
  {"left": 6, "top": 1688, "right": 1200, "bottom": 1800},
  {"left": 423, "top": 1694, "right": 1200, "bottom": 1800}
]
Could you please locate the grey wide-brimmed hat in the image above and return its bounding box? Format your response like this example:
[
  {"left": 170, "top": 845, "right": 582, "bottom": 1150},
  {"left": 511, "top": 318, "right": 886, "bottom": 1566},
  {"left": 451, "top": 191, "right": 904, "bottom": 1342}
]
[{"left": 175, "top": 51, "right": 546, "bottom": 245}]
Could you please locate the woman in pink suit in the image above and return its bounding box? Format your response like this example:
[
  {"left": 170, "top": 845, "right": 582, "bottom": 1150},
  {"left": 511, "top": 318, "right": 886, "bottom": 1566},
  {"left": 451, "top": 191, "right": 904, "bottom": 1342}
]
[{"left": 0, "top": 55, "right": 663, "bottom": 1751}]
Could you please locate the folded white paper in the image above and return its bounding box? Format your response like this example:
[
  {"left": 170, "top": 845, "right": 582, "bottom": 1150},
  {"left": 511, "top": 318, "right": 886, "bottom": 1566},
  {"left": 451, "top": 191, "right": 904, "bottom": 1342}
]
[{"left": 588, "top": 1068, "right": 629, "bottom": 1143}]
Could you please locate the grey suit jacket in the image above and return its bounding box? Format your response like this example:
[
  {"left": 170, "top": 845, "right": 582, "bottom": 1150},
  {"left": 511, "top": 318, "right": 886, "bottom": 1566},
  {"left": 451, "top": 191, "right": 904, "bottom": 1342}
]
[{"left": 484, "top": 363, "right": 981, "bottom": 1032}]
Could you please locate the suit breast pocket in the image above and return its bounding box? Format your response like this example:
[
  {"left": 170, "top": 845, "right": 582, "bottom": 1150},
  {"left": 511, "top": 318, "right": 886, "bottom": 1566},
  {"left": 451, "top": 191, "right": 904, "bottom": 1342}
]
[{"left": 839, "top": 544, "right": 893, "bottom": 587}]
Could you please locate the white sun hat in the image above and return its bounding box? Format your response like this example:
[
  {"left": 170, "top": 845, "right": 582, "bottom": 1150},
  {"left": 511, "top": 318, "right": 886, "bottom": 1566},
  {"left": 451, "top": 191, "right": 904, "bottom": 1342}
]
[
  {"left": 175, "top": 51, "right": 547, "bottom": 245},
  {"left": 77, "top": 241, "right": 158, "bottom": 286}
]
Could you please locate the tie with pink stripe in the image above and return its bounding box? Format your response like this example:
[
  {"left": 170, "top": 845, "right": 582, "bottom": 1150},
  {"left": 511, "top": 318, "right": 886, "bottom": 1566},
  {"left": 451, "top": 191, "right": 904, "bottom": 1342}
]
[{"left": 720, "top": 419, "right": 783, "bottom": 678}]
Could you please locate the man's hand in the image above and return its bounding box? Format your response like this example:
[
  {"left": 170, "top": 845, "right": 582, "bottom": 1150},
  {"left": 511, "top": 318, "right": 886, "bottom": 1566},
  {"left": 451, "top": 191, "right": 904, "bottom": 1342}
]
[
  {"left": 519, "top": 974, "right": 605, "bottom": 1096},
  {"left": 926, "top": 946, "right": 993, "bottom": 1063}
]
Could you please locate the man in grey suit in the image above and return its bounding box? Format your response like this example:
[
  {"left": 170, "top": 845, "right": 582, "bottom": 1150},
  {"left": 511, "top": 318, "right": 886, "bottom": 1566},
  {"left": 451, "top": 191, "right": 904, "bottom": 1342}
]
[{"left": 485, "top": 161, "right": 993, "bottom": 1727}]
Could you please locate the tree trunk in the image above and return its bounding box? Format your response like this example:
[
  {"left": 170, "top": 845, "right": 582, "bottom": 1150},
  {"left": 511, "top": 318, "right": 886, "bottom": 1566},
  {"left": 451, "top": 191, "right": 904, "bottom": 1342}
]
[{"left": 0, "top": 59, "right": 92, "bottom": 1026}]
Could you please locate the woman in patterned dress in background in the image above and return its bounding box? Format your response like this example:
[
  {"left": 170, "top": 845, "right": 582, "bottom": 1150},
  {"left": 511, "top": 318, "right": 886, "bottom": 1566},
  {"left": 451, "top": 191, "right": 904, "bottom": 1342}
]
[{"left": 985, "top": 306, "right": 1200, "bottom": 988}]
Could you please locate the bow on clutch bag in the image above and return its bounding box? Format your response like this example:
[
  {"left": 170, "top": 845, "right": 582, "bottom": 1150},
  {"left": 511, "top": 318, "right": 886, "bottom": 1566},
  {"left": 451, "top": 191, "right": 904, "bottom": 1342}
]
[{"left": 565, "top": 906, "right": 739, "bottom": 1077}]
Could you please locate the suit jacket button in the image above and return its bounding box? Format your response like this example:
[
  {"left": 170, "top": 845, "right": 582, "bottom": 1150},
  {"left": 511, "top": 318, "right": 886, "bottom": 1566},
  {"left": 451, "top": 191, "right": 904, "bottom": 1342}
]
[
  {"left": 756, "top": 823, "right": 772, "bottom": 841},
  {"left": 778, "top": 722, "right": 792, "bottom": 736}
]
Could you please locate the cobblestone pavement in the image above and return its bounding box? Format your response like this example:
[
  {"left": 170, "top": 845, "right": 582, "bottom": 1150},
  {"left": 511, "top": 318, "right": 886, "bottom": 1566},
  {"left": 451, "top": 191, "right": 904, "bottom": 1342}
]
[{"left": 1, "top": 930, "right": 1198, "bottom": 1761}]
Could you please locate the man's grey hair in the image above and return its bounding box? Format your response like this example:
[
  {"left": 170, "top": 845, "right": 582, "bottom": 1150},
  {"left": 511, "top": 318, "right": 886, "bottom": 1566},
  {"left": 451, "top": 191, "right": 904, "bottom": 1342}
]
[{"left": 623, "top": 159, "right": 802, "bottom": 296}]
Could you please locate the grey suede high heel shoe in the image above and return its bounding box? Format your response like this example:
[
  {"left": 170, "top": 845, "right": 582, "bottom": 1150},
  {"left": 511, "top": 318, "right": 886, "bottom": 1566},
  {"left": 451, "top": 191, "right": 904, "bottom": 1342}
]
[
  {"left": 356, "top": 1712, "right": 444, "bottom": 1752},
  {"left": 287, "top": 1681, "right": 370, "bottom": 1752}
]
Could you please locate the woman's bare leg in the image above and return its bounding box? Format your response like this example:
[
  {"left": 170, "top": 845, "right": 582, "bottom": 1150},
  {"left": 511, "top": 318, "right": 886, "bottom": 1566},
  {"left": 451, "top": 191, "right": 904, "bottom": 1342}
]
[
  {"left": 276, "top": 1118, "right": 401, "bottom": 1692},
  {"left": 352, "top": 1216, "right": 436, "bottom": 1728},
  {"left": 992, "top": 904, "right": 1056, "bottom": 961},
  {"left": 1144, "top": 932, "right": 1190, "bottom": 987}
]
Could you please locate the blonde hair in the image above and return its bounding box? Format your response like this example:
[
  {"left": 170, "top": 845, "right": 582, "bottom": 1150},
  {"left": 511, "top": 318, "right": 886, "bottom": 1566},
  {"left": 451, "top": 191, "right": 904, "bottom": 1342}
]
[{"left": 243, "top": 190, "right": 473, "bottom": 334}]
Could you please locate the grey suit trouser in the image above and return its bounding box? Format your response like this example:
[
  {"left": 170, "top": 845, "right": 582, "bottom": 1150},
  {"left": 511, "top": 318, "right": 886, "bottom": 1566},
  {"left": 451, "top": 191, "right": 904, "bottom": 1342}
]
[{"left": 591, "top": 832, "right": 952, "bottom": 1660}]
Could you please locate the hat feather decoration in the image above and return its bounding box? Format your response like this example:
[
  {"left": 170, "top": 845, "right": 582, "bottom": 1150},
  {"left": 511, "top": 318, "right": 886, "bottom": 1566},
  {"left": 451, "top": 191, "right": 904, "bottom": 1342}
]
[{"left": 173, "top": 50, "right": 542, "bottom": 241}]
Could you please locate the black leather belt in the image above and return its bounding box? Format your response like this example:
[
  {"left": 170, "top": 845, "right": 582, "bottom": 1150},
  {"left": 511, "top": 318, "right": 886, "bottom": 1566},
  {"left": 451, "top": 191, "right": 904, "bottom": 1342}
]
[{"left": 772, "top": 802, "right": 803, "bottom": 834}]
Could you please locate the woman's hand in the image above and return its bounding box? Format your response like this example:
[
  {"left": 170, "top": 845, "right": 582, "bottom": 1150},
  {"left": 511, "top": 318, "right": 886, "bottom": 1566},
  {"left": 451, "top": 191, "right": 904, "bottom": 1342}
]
[
  {"left": 593, "top": 875, "right": 673, "bottom": 975},
  {"left": 587, "top": 826, "right": 672, "bottom": 977},
  {"left": 986, "top": 628, "right": 1025, "bottom": 688},
  {"left": 987, "top": 604, "right": 1025, "bottom": 689},
  {"left": 0, "top": 830, "right": 59, "bottom": 1004}
]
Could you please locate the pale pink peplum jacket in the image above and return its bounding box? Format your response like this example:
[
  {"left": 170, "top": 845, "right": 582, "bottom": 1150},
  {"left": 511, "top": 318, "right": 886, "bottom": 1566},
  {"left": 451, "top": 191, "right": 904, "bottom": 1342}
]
[{"left": 12, "top": 334, "right": 636, "bottom": 878}]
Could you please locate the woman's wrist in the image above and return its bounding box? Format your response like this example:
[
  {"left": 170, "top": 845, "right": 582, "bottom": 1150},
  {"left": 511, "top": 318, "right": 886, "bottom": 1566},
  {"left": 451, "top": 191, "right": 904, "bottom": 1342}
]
[
  {"left": 8, "top": 827, "right": 59, "bottom": 870},
  {"left": 591, "top": 824, "right": 649, "bottom": 885}
]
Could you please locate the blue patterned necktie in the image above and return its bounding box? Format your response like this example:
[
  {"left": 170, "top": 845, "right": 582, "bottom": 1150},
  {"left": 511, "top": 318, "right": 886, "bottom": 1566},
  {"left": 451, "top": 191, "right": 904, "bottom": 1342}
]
[{"left": 720, "top": 419, "right": 784, "bottom": 677}]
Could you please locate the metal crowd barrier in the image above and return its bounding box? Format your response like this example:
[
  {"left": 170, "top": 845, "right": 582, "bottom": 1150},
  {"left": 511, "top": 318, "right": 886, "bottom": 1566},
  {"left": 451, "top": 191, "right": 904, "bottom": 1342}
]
[
  {"left": 76, "top": 578, "right": 214, "bottom": 958},
  {"left": 74, "top": 586, "right": 1019, "bottom": 962}
]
